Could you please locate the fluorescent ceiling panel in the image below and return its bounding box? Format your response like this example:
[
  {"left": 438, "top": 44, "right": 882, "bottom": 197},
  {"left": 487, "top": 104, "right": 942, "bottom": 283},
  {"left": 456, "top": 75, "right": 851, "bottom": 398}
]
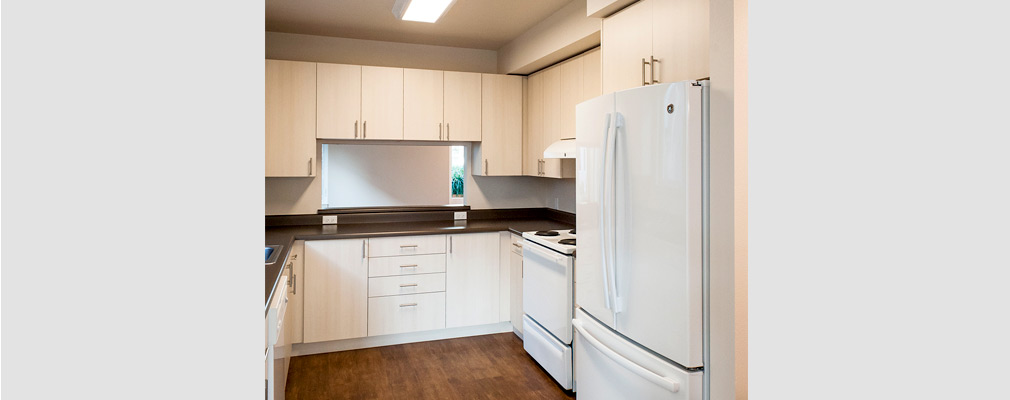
[{"left": 393, "top": 0, "right": 457, "bottom": 23}]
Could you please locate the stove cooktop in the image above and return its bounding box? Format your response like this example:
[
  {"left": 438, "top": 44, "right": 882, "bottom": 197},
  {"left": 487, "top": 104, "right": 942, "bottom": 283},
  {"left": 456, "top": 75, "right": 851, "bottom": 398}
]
[{"left": 522, "top": 229, "right": 576, "bottom": 255}]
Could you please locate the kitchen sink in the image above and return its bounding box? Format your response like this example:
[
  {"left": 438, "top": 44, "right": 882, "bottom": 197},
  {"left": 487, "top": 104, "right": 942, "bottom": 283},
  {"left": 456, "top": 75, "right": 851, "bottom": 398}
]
[{"left": 265, "top": 245, "right": 283, "bottom": 264}]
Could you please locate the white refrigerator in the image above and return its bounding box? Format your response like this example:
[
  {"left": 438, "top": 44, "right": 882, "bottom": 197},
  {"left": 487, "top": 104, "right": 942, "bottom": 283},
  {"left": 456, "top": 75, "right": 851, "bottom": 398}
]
[{"left": 574, "top": 81, "right": 708, "bottom": 399}]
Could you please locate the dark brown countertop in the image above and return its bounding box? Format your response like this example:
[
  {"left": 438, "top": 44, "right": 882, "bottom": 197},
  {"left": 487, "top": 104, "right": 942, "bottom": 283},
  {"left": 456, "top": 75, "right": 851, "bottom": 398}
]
[{"left": 265, "top": 216, "right": 574, "bottom": 313}]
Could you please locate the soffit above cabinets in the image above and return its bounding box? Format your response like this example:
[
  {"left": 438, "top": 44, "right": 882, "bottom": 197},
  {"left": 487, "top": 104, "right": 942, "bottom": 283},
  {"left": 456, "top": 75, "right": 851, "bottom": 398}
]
[{"left": 266, "top": 0, "right": 572, "bottom": 50}]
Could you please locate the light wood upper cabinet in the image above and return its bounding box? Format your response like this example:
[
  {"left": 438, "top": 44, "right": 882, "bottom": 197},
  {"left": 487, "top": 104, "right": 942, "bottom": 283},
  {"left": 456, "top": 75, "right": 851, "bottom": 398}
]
[
  {"left": 316, "top": 63, "right": 361, "bottom": 140},
  {"left": 525, "top": 73, "right": 544, "bottom": 176},
  {"left": 303, "top": 239, "right": 368, "bottom": 343},
  {"left": 403, "top": 69, "right": 444, "bottom": 141},
  {"left": 583, "top": 48, "right": 603, "bottom": 100},
  {"left": 602, "top": 0, "right": 709, "bottom": 93},
  {"left": 652, "top": 0, "right": 709, "bottom": 83},
  {"left": 266, "top": 59, "right": 317, "bottom": 177},
  {"left": 361, "top": 66, "right": 404, "bottom": 140},
  {"left": 443, "top": 71, "right": 482, "bottom": 141},
  {"left": 446, "top": 233, "right": 500, "bottom": 328},
  {"left": 560, "top": 57, "right": 584, "bottom": 142},
  {"left": 602, "top": 0, "right": 654, "bottom": 94},
  {"left": 474, "top": 74, "right": 522, "bottom": 176}
]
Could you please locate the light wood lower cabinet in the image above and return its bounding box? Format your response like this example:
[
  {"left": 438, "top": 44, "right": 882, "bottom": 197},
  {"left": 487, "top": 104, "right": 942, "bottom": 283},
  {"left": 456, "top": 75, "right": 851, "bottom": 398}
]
[
  {"left": 303, "top": 239, "right": 368, "bottom": 343},
  {"left": 368, "top": 254, "right": 446, "bottom": 277},
  {"left": 289, "top": 240, "right": 305, "bottom": 344},
  {"left": 446, "top": 232, "right": 501, "bottom": 328},
  {"left": 368, "top": 273, "right": 446, "bottom": 297},
  {"left": 368, "top": 234, "right": 446, "bottom": 257},
  {"left": 368, "top": 292, "right": 446, "bottom": 336},
  {"left": 509, "top": 234, "right": 524, "bottom": 335}
]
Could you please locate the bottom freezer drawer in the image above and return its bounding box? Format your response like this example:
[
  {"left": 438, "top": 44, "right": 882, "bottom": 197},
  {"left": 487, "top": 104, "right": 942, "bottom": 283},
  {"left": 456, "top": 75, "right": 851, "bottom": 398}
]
[
  {"left": 523, "top": 314, "right": 573, "bottom": 390},
  {"left": 573, "top": 309, "right": 702, "bottom": 400}
]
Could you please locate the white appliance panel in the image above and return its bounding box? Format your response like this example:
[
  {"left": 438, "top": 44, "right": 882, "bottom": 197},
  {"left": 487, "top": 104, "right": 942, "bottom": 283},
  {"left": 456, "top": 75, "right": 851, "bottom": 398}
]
[
  {"left": 608, "top": 83, "right": 703, "bottom": 368},
  {"left": 574, "top": 309, "right": 701, "bottom": 400},
  {"left": 523, "top": 314, "right": 573, "bottom": 390},
  {"left": 522, "top": 240, "right": 574, "bottom": 344},
  {"left": 574, "top": 92, "right": 617, "bottom": 329}
]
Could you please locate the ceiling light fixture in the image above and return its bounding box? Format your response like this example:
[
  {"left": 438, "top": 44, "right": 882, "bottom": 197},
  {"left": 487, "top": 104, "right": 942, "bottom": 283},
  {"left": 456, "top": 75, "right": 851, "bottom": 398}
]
[{"left": 392, "top": 0, "right": 457, "bottom": 23}]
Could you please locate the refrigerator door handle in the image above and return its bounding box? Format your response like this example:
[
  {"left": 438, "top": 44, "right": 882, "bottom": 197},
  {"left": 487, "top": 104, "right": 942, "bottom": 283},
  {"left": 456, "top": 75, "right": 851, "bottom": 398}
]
[
  {"left": 573, "top": 318, "right": 681, "bottom": 393},
  {"left": 598, "top": 113, "right": 614, "bottom": 311},
  {"left": 608, "top": 113, "right": 624, "bottom": 313}
]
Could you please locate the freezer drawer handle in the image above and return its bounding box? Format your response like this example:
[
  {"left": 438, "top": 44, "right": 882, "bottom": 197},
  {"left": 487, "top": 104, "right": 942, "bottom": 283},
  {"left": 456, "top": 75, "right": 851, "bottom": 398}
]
[{"left": 573, "top": 319, "right": 681, "bottom": 394}]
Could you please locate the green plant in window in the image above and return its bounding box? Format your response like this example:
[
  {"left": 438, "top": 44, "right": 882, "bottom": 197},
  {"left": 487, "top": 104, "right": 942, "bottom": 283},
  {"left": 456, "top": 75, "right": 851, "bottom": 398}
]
[{"left": 451, "top": 165, "right": 464, "bottom": 197}]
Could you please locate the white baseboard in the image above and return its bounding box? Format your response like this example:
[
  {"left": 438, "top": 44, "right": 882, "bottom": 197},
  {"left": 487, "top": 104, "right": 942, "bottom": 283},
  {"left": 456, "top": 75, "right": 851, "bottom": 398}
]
[{"left": 291, "top": 322, "right": 513, "bottom": 356}]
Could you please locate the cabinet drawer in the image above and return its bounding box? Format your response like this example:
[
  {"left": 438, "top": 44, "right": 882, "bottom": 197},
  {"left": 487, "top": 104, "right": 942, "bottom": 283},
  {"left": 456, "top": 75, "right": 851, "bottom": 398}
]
[
  {"left": 368, "top": 254, "right": 446, "bottom": 277},
  {"left": 368, "top": 273, "right": 446, "bottom": 298},
  {"left": 368, "top": 235, "right": 446, "bottom": 257},
  {"left": 509, "top": 234, "right": 524, "bottom": 255},
  {"left": 368, "top": 292, "right": 446, "bottom": 336}
]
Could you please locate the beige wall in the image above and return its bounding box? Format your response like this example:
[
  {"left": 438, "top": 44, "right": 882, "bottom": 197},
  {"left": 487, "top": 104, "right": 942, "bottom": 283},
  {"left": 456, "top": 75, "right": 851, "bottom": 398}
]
[
  {"left": 266, "top": 32, "right": 498, "bottom": 73},
  {"left": 496, "top": 0, "right": 602, "bottom": 74},
  {"left": 709, "top": 0, "right": 748, "bottom": 398}
]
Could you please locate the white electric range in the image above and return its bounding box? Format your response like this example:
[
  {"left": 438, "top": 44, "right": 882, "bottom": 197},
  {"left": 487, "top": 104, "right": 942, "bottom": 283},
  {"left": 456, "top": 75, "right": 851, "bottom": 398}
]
[{"left": 521, "top": 229, "right": 577, "bottom": 390}]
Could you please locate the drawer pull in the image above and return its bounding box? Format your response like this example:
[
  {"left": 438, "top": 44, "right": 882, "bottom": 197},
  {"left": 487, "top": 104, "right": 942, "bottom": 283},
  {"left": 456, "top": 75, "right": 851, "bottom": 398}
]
[
  {"left": 512, "top": 242, "right": 522, "bottom": 248},
  {"left": 400, "top": 245, "right": 419, "bottom": 248},
  {"left": 400, "top": 264, "right": 418, "bottom": 268},
  {"left": 399, "top": 303, "right": 418, "bottom": 307},
  {"left": 399, "top": 283, "right": 418, "bottom": 287}
]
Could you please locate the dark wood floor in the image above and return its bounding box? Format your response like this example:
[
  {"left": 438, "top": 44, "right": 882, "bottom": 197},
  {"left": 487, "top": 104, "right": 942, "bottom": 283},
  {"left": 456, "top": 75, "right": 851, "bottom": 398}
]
[{"left": 285, "top": 333, "right": 575, "bottom": 400}]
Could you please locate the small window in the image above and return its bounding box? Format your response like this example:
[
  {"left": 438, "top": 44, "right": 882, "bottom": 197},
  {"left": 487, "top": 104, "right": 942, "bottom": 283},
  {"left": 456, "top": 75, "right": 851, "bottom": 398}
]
[{"left": 450, "top": 145, "right": 464, "bottom": 205}]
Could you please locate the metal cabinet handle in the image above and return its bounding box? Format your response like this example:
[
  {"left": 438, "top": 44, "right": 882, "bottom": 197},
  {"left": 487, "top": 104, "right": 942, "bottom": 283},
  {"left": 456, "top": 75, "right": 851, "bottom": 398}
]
[
  {"left": 449, "top": 236, "right": 453, "bottom": 253},
  {"left": 642, "top": 58, "right": 650, "bottom": 86},
  {"left": 363, "top": 121, "right": 367, "bottom": 138},
  {"left": 399, "top": 283, "right": 418, "bottom": 288},
  {"left": 512, "top": 242, "right": 522, "bottom": 249},
  {"left": 447, "top": 123, "right": 450, "bottom": 140},
  {"left": 484, "top": 159, "right": 488, "bottom": 175},
  {"left": 291, "top": 254, "right": 297, "bottom": 260},
  {"left": 354, "top": 120, "right": 359, "bottom": 138},
  {"left": 400, "top": 244, "right": 418, "bottom": 248},
  {"left": 400, "top": 264, "right": 418, "bottom": 268},
  {"left": 439, "top": 122, "right": 443, "bottom": 140},
  {"left": 286, "top": 262, "right": 294, "bottom": 286},
  {"left": 308, "top": 158, "right": 313, "bottom": 176},
  {"left": 399, "top": 303, "right": 418, "bottom": 307},
  {"left": 362, "top": 240, "right": 366, "bottom": 258},
  {"left": 292, "top": 273, "right": 297, "bottom": 294},
  {"left": 651, "top": 56, "right": 660, "bottom": 84}
]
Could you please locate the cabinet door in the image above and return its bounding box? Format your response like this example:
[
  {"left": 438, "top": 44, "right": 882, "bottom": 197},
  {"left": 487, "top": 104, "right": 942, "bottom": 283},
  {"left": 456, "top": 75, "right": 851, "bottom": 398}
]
[
  {"left": 443, "top": 71, "right": 482, "bottom": 141},
  {"left": 265, "top": 59, "right": 316, "bottom": 177},
  {"left": 601, "top": 0, "right": 653, "bottom": 94},
  {"left": 477, "top": 74, "right": 523, "bottom": 176},
  {"left": 509, "top": 235, "right": 524, "bottom": 334},
  {"left": 289, "top": 240, "right": 305, "bottom": 344},
  {"left": 361, "top": 66, "right": 404, "bottom": 140},
  {"left": 446, "top": 233, "right": 500, "bottom": 328},
  {"left": 316, "top": 63, "right": 361, "bottom": 140},
  {"left": 541, "top": 66, "right": 569, "bottom": 178},
  {"left": 560, "top": 56, "right": 584, "bottom": 143},
  {"left": 652, "top": 0, "right": 709, "bottom": 84},
  {"left": 583, "top": 48, "right": 603, "bottom": 101},
  {"left": 403, "top": 69, "right": 444, "bottom": 141},
  {"left": 303, "top": 239, "right": 368, "bottom": 343},
  {"left": 525, "top": 72, "right": 544, "bottom": 176}
]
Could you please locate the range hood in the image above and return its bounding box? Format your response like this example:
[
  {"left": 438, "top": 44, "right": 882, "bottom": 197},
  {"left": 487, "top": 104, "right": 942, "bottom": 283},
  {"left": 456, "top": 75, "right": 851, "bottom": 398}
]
[{"left": 543, "top": 138, "right": 576, "bottom": 159}]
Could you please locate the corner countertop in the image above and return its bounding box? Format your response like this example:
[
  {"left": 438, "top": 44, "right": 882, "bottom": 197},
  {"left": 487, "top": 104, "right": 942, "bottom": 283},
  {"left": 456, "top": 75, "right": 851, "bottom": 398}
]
[{"left": 265, "top": 217, "right": 574, "bottom": 314}]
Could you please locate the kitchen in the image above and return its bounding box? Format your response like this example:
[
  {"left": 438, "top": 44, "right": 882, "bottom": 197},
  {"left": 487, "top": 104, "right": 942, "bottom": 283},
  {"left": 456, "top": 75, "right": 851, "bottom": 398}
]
[
  {"left": 265, "top": 0, "right": 743, "bottom": 399},
  {"left": 10, "top": 0, "right": 1005, "bottom": 399}
]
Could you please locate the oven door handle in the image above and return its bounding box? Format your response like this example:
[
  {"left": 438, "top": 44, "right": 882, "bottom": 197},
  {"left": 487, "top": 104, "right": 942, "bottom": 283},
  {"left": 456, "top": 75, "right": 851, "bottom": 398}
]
[{"left": 522, "top": 239, "right": 566, "bottom": 264}]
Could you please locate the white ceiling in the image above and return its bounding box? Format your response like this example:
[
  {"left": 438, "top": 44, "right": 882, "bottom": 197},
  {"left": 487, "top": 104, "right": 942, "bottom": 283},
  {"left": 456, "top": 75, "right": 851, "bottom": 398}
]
[{"left": 266, "top": 0, "right": 573, "bottom": 50}]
